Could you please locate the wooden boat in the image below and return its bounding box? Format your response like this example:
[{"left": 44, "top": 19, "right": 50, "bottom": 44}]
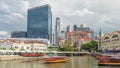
[
  {"left": 42, "top": 52, "right": 67, "bottom": 63},
  {"left": 98, "top": 56, "right": 120, "bottom": 66},
  {"left": 98, "top": 62, "right": 120, "bottom": 66},
  {"left": 42, "top": 56, "right": 67, "bottom": 63},
  {"left": 21, "top": 53, "right": 44, "bottom": 57},
  {"left": 94, "top": 54, "right": 112, "bottom": 59}
]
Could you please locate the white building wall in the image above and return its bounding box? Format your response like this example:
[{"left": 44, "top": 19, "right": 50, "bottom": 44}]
[{"left": 12, "top": 43, "right": 48, "bottom": 52}]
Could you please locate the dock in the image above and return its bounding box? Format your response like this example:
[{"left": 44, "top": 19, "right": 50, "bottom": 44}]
[{"left": 52, "top": 51, "right": 91, "bottom": 56}]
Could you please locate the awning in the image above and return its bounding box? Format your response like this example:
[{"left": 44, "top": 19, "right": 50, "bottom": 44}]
[{"left": 105, "top": 50, "right": 120, "bottom": 52}]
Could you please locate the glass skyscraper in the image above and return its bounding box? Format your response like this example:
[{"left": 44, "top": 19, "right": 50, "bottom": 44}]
[
  {"left": 11, "top": 31, "right": 27, "bottom": 38},
  {"left": 27, "top": 4, "right": 52, "bottom": 41}
]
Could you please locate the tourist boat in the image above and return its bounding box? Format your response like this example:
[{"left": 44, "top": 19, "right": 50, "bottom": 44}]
[
  {"left": 98, "top": 56, "right": 120, "bottom": 66},
  {"left": 21, "top": 53, "right": 44, "bottom": 57},
  {"left": 94, "top": 53, "right": 112, "bottom": 59},
  {"left": 42, "top": 56, "right": 67, "bottom": 63}
]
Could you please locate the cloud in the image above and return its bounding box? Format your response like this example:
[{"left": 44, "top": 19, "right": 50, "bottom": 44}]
[
  {"left": 0, "top": 31, "right": 8, "bottom": 35},
  {"left": 71, "top": 8, "right": 94, "bottom": 16},
  {"left": 0, "top": 31, "right": 10, "bottom": 38},
  {"left": 104, "top": 18, "right": 120, "bottom": 27},
  {"left": 100, "top": 15, "right": 112, "bottom": 24},
  {"left": 0, "top": 0, "right": 28, "bottom": 38},
  {"left": 0, "top": 2, "right": 9, "bottom": 11},
  {"left": 12, "top": 13, "right": 24, "bottom": 19},
  {"left": 0, "top": 0, "right": 29, "bottom": 18},
  {"left": 0, "top": 2, "right": 11, "bottom": 15},
  {"left": 0, "top": 0, "right": 120, "bottom": 38}
]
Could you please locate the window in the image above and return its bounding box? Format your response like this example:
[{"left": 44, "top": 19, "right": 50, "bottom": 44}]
[
  {"left": 27, "top": 47, "right": 30, "bottom": 49},
  {"left": 112, "top": 34, "right": 119, "bottom": 38},
  {"left": 104, "top": 36, "right": 109, "bottom": 40},
  {"left": 15, "top": 46, "right": 18, "bottom": 49},
  {"left": 21, "top": 47, "right": 24, "bottom": 49}
]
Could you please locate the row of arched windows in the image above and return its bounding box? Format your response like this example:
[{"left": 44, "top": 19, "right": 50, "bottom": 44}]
[{"left": 103, "top": 34, "right": 119, "bottom": 40}]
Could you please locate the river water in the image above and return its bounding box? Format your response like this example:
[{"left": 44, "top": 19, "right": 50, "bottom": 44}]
[{"left": 0, "top": 56, "right": 119, "bottom": 68}]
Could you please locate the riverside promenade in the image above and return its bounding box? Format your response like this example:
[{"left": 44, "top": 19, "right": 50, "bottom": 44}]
[{"left": 0, "top": 51, "right": 91, "bottom": 61}]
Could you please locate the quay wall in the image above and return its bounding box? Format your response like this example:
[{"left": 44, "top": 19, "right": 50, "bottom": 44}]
[
  {"left": 0, "top": 52, "right": 91, "bottom": 61},
  {"left": 55, "top": 52, "right": 91, "bottom": 56},
  {"left": 0, "top": 55, "right": 36, "bottom": 61}
]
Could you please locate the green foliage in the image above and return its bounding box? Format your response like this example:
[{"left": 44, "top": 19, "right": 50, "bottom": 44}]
[
  {"left": 0, "top": 48, "right": 2, "bottom": 50},
  {"left": 20, "top": 48, "right": 25, "bottom": 51},
  {"left": 58, "top": 46, "right": 76, "bottom": 51},
  {"left": 0, "top": 47, "right": 6, "bottom": 50},
  {"left": 9, "top": 48, "right": 15, "bottom": 51},
  {"left": 81, "top": 40, "right": 98, "bottom": 52},
  {"left": 64, "top": 41, "right": 71, "bottom": 46},
  {"left": 48, "top": 46, "right": 53, "bottom": 50}
]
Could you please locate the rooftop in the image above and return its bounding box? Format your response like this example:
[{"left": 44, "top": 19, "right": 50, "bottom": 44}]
[{"left": 29, "top": 4, "right": 51, "bottom": 10}]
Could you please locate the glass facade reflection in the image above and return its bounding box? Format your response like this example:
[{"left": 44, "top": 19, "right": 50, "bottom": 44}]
[
  {"left": 27, "top": 4, "right": 52, "bottom": 41},
  {"left": 11, "top": 31, "right": 27, "bottom": 38}
]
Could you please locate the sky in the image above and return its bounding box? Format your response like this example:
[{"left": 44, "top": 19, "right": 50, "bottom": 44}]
[{"left": 0, "top": 0, "right": 120, "bottom": 38}]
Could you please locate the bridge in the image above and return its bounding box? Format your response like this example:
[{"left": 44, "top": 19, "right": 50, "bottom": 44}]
[{"left": 55, "top": 51, "right": 91, "bottom": 56}]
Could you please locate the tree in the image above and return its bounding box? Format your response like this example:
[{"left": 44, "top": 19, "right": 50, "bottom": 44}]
[
  {"left": 58, "top": 46, "right": 76, "bottom": 51},
  {"left": 90, "top": 40, "right": 98, "bottom": 51},
  {"left": 1, "top": 47, "right": 6, "bottom": 50},
  {"left": 81, "top": 40, "right": 98, "bottom": 52},
  {"left": 48, "top": 46, "right": 53, "bottom": 51},
  {"left": 64, "top": 40, "right": 71, "bottom": 47}
]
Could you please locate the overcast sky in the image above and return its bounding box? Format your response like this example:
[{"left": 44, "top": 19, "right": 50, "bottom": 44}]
[{"left": 0, "top": 0, "right": 120, "bottom": 38}]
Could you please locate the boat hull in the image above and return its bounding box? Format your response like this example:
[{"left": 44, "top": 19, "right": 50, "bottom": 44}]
[
  {"left": 42, "top": 56, "right": 67, "bottom": 63},
  {"left": 44, "top": 59, "right": 67, "bottom": 63},
  {"left": 98, "top": 63, "right": 120, "bottom": 66}
]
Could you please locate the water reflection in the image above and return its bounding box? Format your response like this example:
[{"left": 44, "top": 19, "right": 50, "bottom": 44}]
[
  {"left": 66, "top": 57, "right": 98, "bottom": 68},
  {"left": 0, "top": 57, "right": 120, "bottom": 68},
  {"left": 44, "top": 63, "right": 66, "bottom": 68},
  {"left": 21, "top": 59, "right": 40, "bottom": 63}
]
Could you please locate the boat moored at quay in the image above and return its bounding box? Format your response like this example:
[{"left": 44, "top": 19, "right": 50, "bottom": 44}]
[
  {"left": 97, "top": 54, "right": 120, "bottom": 66},
  {"left": 20, "top": 53, "right": 44, "bottom": 57}
]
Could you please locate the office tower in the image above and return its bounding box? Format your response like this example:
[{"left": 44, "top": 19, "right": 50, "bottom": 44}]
[
  {"left": 11, "top": 31, "right": 27, "bottom": 38},
  {"left": 27, "top": 4, "right": 52, "bottom": 42},
  {"left": 55, "top": 17, "right": 63, "bottom": 46},
  {"left": 73, "top": 24, "right": 94, "bottom": 38},
  {"left": 66, "top": 25, "right": 72, "bottom": 32}
]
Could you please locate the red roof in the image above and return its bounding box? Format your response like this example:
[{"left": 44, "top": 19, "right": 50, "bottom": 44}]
[
  {"left": 77, "top": 37, "right": 93, "bottom": 41},
  {"left": 116, "top": 30, "right": 120, "bottom": 34},
  {"left": 108, "top": 33, "right": 111, "bottom": 36},
  {"left": 66, "top": 31, "right": 90, "bottom": 35},
  {"left": 58, "top": 36, "right": 64, "bottom": 40},
  {"left": 24, "top": 41, "right": 46, "bottom": 44}
]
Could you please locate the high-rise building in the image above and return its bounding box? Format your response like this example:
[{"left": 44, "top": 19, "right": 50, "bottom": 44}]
[
  {"left": 73, "top": 24, "right": 94, "bottom": 38},
  {"left": 52, "top": 33, "right": 55, "bottom": 45},
  {"left": 66, "top": 25, "right": 72, "bottom": 32},
  {"left": 55, "top": 17, "right": 63, "bottom": 46},
  {"left": 27, "top": 4, "right": 52, "bottom": 42},
  {"left": 66, "top": 31, "right": 93, "bottom": 51},
  {"left": 11, "top": 31, "right": 27, "bottom": 38}
]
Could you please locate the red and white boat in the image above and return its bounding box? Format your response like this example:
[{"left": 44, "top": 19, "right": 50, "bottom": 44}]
[{"left": 98, "top": 55, "right": 120, "bottom": 66}]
